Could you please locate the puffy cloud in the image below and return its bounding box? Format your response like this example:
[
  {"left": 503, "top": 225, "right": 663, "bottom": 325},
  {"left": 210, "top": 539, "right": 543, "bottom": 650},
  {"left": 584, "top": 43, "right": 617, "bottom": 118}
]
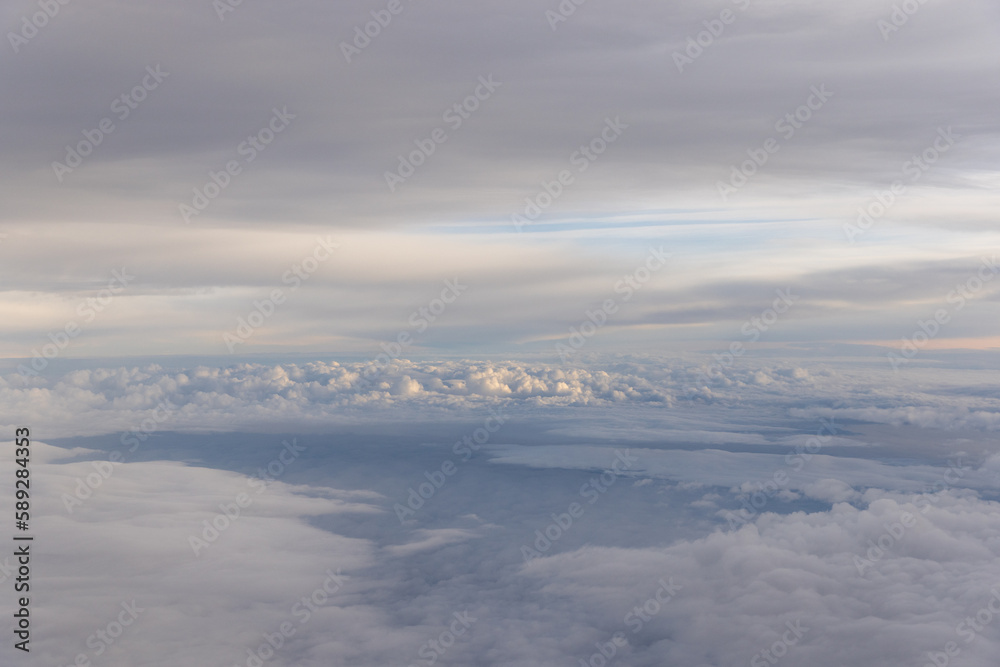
[
  {"left": 518, "top": 491, "right": 1000, "bottom": 666},
  {"left": 0, "top": 360, "right": 674, "bottom": 438},
  {"left": 16, "top": 430, "right": 1000, "bottom": 666},
  {"left": 6, "top": 355, "right": 1000, "bottom": 444}
]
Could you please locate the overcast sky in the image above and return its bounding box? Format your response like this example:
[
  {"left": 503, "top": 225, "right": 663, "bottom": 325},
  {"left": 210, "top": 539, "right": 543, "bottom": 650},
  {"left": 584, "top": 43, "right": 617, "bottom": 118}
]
[
  {"left": 1, "top": 0, "right": 998, "bottom": 362},
  {"left": 4, "top": 4, "right": 1000, "bottom": 664}
]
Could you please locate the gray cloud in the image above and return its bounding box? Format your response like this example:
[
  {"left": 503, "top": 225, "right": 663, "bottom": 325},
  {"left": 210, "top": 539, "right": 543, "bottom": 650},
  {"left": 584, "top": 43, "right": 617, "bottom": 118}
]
[{"left": 2, "top": 0, "right": 998, "bottom": 230}]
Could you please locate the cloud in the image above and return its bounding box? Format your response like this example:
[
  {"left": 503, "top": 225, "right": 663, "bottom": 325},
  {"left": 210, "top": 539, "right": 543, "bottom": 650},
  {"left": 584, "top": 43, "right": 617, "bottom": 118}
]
[
  {"left": 2, "top": 1, "right": 999, "bottom": 358},
  {"left": 5, "top": 355, "right": 1000, "bottom": 445},
  {"left": 0, "top": 360, "right": 676, "bottom": 438},
  {"left": 2, "top": 441, "right": 389, "bottom": 666},
  {"left": 4, "top": 352, "right": 1000, "bottom": 665},
  {"left": 16, "top": 432, "right": 1000, "bottom": 666},
  {"left": 4, "top": 0, "right": 997, "bottom": 230},
  {"left": 517, "top": 491, "right": 1000, "bottom": 666},
  {"left": 486, "top": 443, "right": 998, "bottom": 498},
  {"left": 5, "top": 0, "right": 1000, "bottom": 663},
  {"left": 386, "top": 529, "right": 481, "bottom": 557}
]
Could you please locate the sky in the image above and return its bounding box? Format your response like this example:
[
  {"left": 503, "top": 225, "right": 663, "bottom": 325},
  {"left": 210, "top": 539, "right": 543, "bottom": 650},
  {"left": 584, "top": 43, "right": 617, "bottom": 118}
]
[
  {"left": 2, "top": 0, "right": 1000, "bottom": 665},
  {"left": 1, "top": 0, "right": 998, "bottom": 361}
]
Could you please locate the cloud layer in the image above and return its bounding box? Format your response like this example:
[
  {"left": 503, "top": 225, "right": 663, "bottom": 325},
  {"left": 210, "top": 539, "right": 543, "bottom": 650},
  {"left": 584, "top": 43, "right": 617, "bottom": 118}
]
[{"left": 2, "top": 0, "right": 999, "bottom": 357}]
